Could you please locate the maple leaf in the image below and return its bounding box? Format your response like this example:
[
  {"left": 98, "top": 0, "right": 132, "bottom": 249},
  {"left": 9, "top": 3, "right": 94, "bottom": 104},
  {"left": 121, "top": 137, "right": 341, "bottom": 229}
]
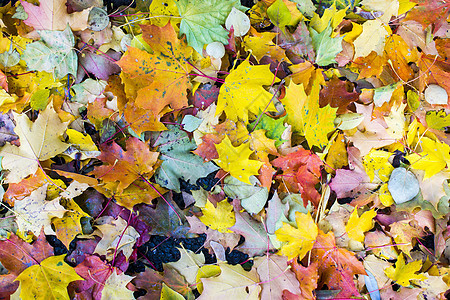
[
  {"left": 253, "top": 255, "right": 301, "bottom": 299},
  {"left": 177, "top": 0, "right": 245, "bottom": 54},
  {"left": 166, "top": 248, "right": 205, "bottom": 285},
  {"left": 275, "top": 211, "right": 318, "bottom": 260},
  {"left": 229, "top": 209, "right": 275, "bottom": 256},
  {"left": 198, "top": 262, "right": 261, "bottom": 299},
  {"left": 94, "top": 216, "right": 140, "bottom": 261},
  {"left": 0, "top": 102, "right": 69, "bottom": 183},
  {"left": 0, "top": 232, "right": 53, "bottom": 297},
  {"left": 310, "top": 25, "right": 343, "bottom": 66},
  {"left": 136, "top": 197, "right": 192, "bottom": 238},
  {"left": 283, "top": 80, "right": 337, "bottom": 148},
  {"left": 271, "top": 148, "right": 323, "bottom": 207},
  {"left": 311, "top": 231, "right": 366, "bottom": 298},
  {"left": 288, "top": 261, "right": 319, "bottom": 300},
  {"left": 351, "top": 51, "right": 386, "bottom": 79},
  {"left": 249, "top": 113, "right": 287, "bottom": 147},
  {"left": 199, "top": 200, "right": 236, "bottom": 233},
  {"left": 100, "top": 269, "right": 135, "bottom": 300},
  {"left": 215, "top": 59, "right": 277, "bottom": 123},
  {"left": 152, "top": 125, "right": 219, "bottom": 192},
  {"left": 71, "top": 255, "right": 113, "bottom": 300},
  {"left": 243, "top": 29, "right": 288, "bottom": 63},
  {"left": 20, "top": 0, "right": 91, "bottom": 31},
  {"left": 214, "top": 136, "right": 263, "bottom": 184},
  {"left": 116, "top": 23, "right": 193, "bottom": 114},
  {"left": 425, "top": 109, "right": 450, "bottom": 130},
  {"left": 53, "top": 189, "right": 90, "bottom": 248},
  {"left": 319, "top": 76, "right": 360, "bottom": 114},
  {"left": 133, "top": 265, "right": 194, "bottom": 299},
  {"left": 91, "top": 137, "right": 159, "bottom": 194},
  {"left": 22, "top": 25, "right": 77, "bottom": 80},
  {"left": 404, "top": 0, "right": 450, "bottom": 34},
  {"left": 223, "top": 175, "right": 268, "bottom": 214},
  {"left": 384, "top": 253, "right": 427, "bottom": 286},
  {"left": 345, "top": 208, "right": 377, "bottom": 242},
  {"left": 13, "top": 183, "right": 66, "bottom": 236},
  {"left": 406, "top": 137, "right": 450, "bottom": 179},
  {"left": 353, "top": 19, "right": 390, "bottom": 59},
  {"left": 15, "top": 255, "right": 83, "bottom": 300}
]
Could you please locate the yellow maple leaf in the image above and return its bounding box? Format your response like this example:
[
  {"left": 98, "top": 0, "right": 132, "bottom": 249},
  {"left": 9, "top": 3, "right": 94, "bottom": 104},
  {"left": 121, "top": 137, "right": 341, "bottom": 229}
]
[
  {"left": 0, "top": 102, "right": 69, "bottom": 183},
  {"left": 199, "top": 200, "right": 236, "bottom": 233},
  {"left": 215, "top": 59, "right": 277, "bottom": 123},
  {"left": 345, "top": 208, "right": 377, "bottom": 242},
  {"left": 406, "top": 137, "right": 450, "bottom": 179},
  {"left": 310, "top": 3, "right": 347, "bottom": 33},
  {"left": 283, "top": 80, "right": 337, "bottom": 148},
  {"left": 15, "top": 255, "right": 83, "bottom": 300},
  {"left": 275, "top": 211, "right": 318, "bottom": 260},
  {"left": 214, "top": 136, "right": 263, "bottom": 184},
  {"left": 363, "top": 149, "right": 394, "bottom": 182},
  {"left": 384, "top": 253, "right": 427, "bottom": 286},
  {"left": 243, "top": 29, "right": 288, "bottom": 63}
]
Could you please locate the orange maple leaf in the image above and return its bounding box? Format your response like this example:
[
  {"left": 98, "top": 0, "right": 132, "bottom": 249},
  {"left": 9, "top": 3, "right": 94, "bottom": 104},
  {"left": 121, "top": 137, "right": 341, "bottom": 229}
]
[
  {"left": 116, "top": 23, "right": 193, "bottom": 115},
  {"left": 92, "top": 137, "right": 159, "bottom": 193}
]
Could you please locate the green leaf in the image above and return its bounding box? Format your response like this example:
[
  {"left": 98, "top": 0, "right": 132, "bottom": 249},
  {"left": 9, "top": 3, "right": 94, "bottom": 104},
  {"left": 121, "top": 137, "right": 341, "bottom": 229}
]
[
  {"left": 426, "top": 110, "right": 450, "bottom": 131},
  {"left": 249, "top": 114, "right": 287, "bottom": 147},
  {"left": 223, "top": 175, "right": 268, "bottom": 214},
  {"left": 267, "top": 0, "right": 291, "bottom": 33},
  {"left": 30, "top": 89, "right": 50, "bottom": 111},
  {"left": 153, "top": 125, "right": 219, "bottom": 192},
  {"left": 176, "top": 0, "right": 246, "bottom": 54},
  {"left": 0, "top": 43, "right": 20, "bottom": 68},
  {"left": 407, "top": 90, "right": 420, "bottom": 112},
  {"left": 309, "top": 25, "right": 343, "bottom": 66},
  {"left": 22, "top": 25, "right": 77, "bottom": 79}
]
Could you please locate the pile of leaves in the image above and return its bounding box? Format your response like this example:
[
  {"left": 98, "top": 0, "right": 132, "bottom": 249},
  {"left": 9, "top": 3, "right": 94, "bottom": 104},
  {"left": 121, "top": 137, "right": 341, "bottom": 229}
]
[{"left": 0, "top": 0, "right": 450, "bottom": 298}]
